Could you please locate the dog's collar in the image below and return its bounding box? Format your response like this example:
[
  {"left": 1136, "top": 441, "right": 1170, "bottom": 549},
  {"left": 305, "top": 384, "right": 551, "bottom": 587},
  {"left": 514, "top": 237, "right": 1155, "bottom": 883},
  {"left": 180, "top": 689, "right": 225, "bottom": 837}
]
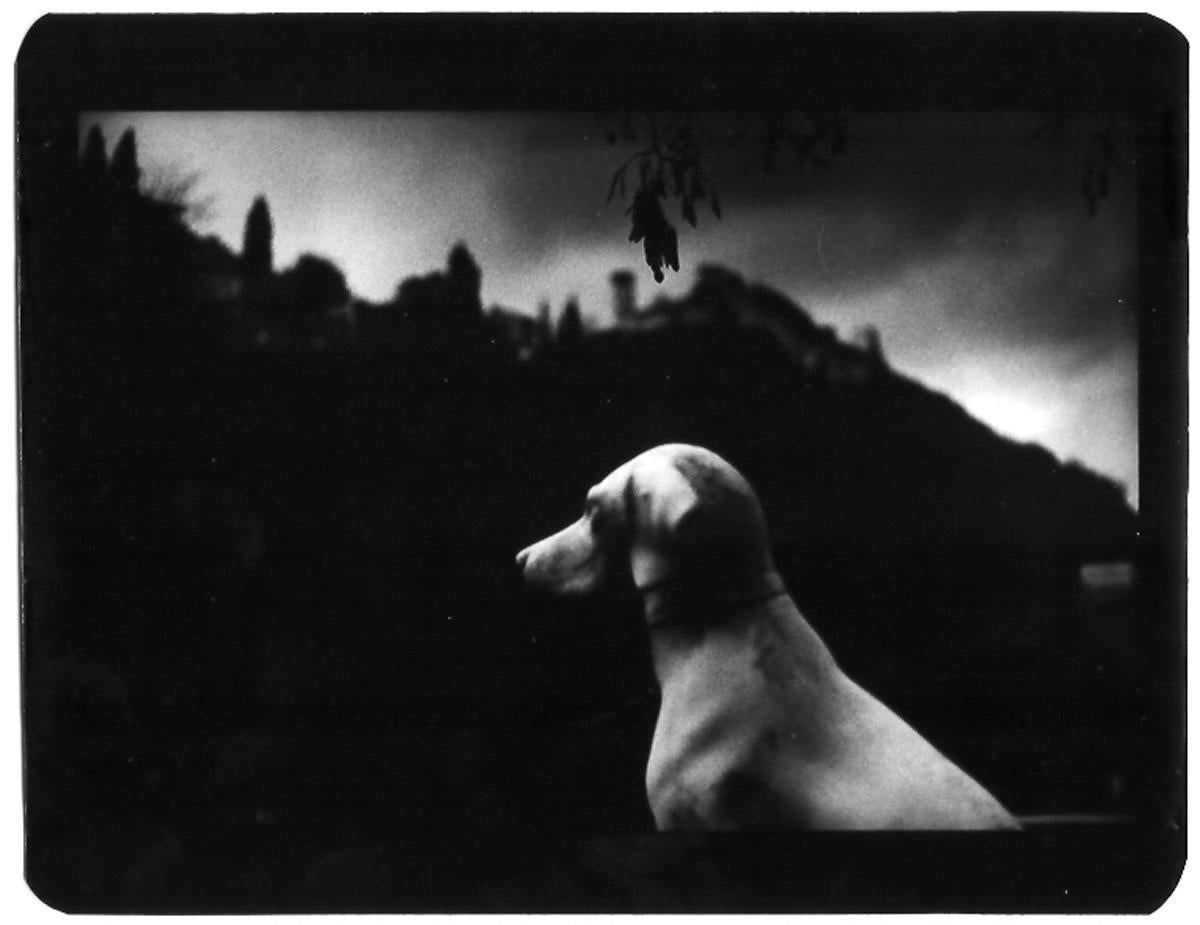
[{"left": 639, "top": 569, "right": 789, "bottom": 630}]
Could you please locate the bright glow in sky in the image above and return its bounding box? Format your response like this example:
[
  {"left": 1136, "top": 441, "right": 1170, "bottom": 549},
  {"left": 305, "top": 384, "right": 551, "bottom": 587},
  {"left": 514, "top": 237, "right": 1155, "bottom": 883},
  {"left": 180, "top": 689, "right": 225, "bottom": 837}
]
[{"left": 83, "top": 111, "right": 1139, "bottom": 507}]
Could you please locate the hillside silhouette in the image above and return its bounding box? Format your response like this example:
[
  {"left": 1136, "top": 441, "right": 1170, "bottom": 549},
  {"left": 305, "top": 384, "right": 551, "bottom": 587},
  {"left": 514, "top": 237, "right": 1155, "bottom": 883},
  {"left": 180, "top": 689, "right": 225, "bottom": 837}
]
[{"left": 20, "top": 126, "right": 1145, "bottom": 910}]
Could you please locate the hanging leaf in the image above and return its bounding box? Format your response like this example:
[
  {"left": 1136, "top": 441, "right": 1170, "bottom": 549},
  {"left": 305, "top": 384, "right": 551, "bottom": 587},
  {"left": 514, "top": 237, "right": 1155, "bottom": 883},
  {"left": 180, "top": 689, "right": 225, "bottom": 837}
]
[
  {"left": 628, "top": 187, "right": 679, "bottom": 283},
  {"left": 606, "top": 166, "right": 624, "bottom": 204},
  {"left": 682, "top": 196, "right": 697, "bottom": 228},
  {"left": 606, "top": 111, "right": 851, "bottom": 276},
  {"left": 663, "top": 224, "right": 679, "bottom": 274},
  {"left": 652, "top": 162, "right": 666, "bottom": 197},
  {"left": 671, "top": 159, "right": 686, "bottom": 196},
  {"left": 627, "top": 187, "right": 662, "bottom": 243}
]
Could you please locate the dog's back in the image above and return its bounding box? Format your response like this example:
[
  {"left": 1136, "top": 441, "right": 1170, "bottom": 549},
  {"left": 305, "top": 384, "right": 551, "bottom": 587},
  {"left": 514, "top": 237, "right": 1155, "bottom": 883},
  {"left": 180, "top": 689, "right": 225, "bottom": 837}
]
[{"left": 647, "top": 591, "right": 1018, "bottom": 830}]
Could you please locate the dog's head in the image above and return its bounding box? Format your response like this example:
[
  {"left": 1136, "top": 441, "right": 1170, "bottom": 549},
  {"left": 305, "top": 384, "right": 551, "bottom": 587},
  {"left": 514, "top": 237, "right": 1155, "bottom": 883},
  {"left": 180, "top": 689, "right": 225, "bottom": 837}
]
[{"left": 516, "top": 444, "right": 775, "bottom": 600}]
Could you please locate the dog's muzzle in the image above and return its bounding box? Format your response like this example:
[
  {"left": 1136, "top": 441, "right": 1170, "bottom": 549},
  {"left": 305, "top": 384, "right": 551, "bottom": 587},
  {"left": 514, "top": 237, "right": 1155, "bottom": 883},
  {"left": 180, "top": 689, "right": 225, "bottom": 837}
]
[{"left": 516, "top": 517, "right": 609, "bottom": 596}]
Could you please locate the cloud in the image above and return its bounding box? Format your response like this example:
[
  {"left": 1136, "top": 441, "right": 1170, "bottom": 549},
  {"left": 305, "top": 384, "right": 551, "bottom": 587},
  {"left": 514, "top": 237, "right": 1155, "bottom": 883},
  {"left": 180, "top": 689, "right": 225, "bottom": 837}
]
[
  {"left": 488, "top": 112, "right": 1135, "bottom": 352},
  {"left": 488, "top": 114, "right": 644, "bottom": 256}
]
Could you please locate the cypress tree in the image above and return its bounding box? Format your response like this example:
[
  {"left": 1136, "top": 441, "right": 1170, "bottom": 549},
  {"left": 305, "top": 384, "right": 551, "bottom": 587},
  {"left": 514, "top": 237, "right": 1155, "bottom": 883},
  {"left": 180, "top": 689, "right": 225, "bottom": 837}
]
[
  {"left": 109, "top": 129, "right": 141, "bottom": 194},
  {"left": 556, "top": 297, "right": 584, "bottom": 344},
  {"left": 241, "top": 195, "right": 274, "bottom": 281},
  {"left": 445, "top": 242, "right": 482, "bottom": 325},
  {"left": 80, "top": 125, "right": 107, "bottom": 191}
]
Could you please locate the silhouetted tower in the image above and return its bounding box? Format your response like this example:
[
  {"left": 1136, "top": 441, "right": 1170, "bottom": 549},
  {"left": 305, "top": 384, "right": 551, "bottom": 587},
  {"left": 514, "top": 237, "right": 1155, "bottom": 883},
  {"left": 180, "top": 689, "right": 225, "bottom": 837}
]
[
  {"left": 556, "top": 296, "right": 584, "bottom": 344},
  {"left": 241, "top": 196, "right": 274, "bottom": 282},
  {"left": 610, "top": 269, "right": 637, "bottom": 325},
  {"left": 109, "top": 129, "right": 140, "bottom": 195},
  {"left": 852, "top": 325, "right": 886, "bottom": 366}
]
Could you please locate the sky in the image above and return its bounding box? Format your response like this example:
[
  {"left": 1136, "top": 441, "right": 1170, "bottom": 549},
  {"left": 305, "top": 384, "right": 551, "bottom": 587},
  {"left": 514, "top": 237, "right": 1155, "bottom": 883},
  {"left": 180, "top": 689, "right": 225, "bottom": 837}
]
[{"left": 82, "top": 110, "right": 1140, "bottom": 507}]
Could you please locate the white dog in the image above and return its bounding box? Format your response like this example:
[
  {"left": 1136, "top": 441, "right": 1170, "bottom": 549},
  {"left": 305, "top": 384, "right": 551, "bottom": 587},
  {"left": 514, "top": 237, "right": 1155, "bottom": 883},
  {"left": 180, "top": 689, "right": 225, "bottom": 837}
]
[{"left": 516, "top": 444, "right": 1019, "bottom": 831}]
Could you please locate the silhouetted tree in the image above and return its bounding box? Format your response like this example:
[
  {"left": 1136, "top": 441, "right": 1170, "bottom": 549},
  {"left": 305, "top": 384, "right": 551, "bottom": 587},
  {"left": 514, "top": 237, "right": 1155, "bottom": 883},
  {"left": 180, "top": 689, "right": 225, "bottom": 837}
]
[
  {"left": 242, "top": 195, "right": 274, "bottom": 282},
  {"left": 535, "top": 300, "right": 552, "bottom": 346},
  {"left": 445, "top": 241, "right": 483, "bottom": 326},
  {"left": 142, "top": 164, "right": 212, "bottom": 227},
  {"left": 394, "top": 273, "right": 447, "bottom": 324},
  {"left": 109, "top": 128, "right": 141, "bottom": 195},
  {"left": 252, "top": 253, "right": 351, "bottom": 347},
  {"left": 297, "top": 254, "right": 348, "bottom": 346},
  {"left": 556, "top": 297, "right": 584, "bottom": 345},
  {"left": 80, "top": 125, "right": 107, "bottom": 192},
  {"left": 385, "top": 243, "right": 490, "bottom": 353},
  {"left": 282, "top": 254, "right": 349, "bottom": 317}
]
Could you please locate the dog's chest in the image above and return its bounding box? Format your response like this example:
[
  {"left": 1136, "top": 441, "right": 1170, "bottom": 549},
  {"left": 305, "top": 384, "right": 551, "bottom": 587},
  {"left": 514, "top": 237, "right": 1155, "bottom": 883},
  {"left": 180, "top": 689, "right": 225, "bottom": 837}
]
[
  {"left": 644, "top": 626, "right": 776, "bottom": 812},
  {"left": 643, "top": 607, "right": 847, "bottom": 828}
]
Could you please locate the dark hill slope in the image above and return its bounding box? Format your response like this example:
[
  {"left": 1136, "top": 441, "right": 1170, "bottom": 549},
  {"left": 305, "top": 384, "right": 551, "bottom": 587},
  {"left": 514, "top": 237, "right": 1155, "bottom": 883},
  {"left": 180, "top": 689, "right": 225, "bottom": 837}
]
[{"left": 519, "top": 323, "right": 1139, "bottom": 813}]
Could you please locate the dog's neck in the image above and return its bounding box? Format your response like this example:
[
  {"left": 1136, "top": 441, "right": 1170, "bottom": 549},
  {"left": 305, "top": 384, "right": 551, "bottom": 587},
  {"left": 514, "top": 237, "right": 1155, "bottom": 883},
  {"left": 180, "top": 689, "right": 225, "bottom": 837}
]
[
  {"left": 639, "top": 568, "right": 789, "bottom": 631},
  {"left": 639, "top": 569, "right": 839, "bottom": 696}
]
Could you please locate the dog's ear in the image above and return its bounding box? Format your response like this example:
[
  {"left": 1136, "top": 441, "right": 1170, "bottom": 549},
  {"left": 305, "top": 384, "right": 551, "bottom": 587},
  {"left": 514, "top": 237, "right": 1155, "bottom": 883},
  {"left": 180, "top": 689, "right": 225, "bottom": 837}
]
[
  {"left": 584, "top": 481, "right": 628, "bottom": 543},
  {"left": 623, "top": 457, "right": 699, "bottom": 588},
  {"left": 625, "top": 456, "right": 700, "bottom": 534}
]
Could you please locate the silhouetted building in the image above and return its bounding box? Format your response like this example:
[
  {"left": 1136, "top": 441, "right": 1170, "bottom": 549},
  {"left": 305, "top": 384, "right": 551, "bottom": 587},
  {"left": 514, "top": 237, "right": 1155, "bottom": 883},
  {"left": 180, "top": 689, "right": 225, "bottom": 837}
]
[
  {"left": 485, "top": 306, "right": 546, "bottom": 361},
  {"left": 612, "top": 263, "right": 884, "bottom": 384}
]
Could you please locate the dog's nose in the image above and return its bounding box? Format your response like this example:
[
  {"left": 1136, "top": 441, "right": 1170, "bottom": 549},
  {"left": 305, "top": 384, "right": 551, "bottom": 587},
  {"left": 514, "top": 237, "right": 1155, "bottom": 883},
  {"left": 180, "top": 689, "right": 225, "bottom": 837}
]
[{"left": 515, "top": 546, "right": 530, "bottom": 572}]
